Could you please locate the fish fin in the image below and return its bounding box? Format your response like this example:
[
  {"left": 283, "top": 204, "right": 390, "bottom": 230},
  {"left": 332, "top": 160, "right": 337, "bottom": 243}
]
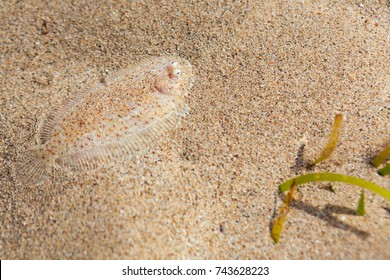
[
  {"left": 56, "top": 110, "right": 184, "bottom": 171},
  {"left": 16, "top": 146, "right": 50, "bottom": 185},
  {"left": 38, "top": 82, "right": 103, "bottom": 145}
]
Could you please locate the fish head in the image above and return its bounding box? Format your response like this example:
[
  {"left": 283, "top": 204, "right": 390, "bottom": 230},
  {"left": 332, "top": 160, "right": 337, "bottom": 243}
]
[{"left": 153, "top": 57, "right": 193, "bottom": 97}]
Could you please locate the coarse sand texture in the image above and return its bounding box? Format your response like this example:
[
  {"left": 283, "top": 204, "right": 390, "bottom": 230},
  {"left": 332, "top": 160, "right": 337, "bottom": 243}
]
[{"left": 0, "top": 0, "right": 389, "bottom": 259}]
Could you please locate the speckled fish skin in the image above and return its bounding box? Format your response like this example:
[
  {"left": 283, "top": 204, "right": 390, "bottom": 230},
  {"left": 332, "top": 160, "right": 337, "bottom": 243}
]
[{"left": 17, "top": 56, "right": 194, "bottom": 185}]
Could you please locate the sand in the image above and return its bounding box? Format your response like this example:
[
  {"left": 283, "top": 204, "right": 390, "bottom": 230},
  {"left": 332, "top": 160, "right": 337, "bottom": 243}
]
[{"left": 0, "top": 0, "right": 389, "bottom": 259}]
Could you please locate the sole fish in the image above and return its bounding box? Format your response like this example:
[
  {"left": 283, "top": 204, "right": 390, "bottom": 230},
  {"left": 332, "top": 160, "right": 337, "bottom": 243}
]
[{"left": 17, "top": 56, "right": 194, "bottom": 186}]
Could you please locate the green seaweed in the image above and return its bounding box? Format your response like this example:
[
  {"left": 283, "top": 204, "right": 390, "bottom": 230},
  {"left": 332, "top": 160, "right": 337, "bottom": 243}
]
[
  {"left": 272, "top": 172, "right": 388, "bottom": 242},
  {"left": 328, "top": 182, "right": 336, "bottom": 193},
  {"left": 310, "top": 114, "right": 343, "bottom": 166},
  {"left": 271, "top": 180, "right": 297, "bottom": 243},
  {"left": 270, "top": 113, "right": 389, "bottom": 243},
  {"left": 356, "top": 190, "right": 365, "bottom": 216},
  {"left": 371, "top": 145, "right": 390, "bottom": 168},
  {"left": 378, "top": 164, "right": 390, "bottom": 176},
  {"left": 279, "top": 173, "right": 390, "bottom": 200}
]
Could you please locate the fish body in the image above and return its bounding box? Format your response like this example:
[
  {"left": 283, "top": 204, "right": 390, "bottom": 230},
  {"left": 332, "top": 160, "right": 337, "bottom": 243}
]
[{"left": 17, "top": 56, "right": 193, "bottom": 185}]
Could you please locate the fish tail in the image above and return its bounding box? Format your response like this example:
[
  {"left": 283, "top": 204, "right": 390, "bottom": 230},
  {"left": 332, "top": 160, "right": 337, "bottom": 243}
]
[{"left": 16, "top": 146, "right": 50, "bottom": 185}]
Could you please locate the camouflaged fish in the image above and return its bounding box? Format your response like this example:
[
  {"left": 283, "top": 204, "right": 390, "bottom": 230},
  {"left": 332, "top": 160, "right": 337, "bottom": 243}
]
[{"left": 17, "top": 56, "right": 194, "bottom": 185}]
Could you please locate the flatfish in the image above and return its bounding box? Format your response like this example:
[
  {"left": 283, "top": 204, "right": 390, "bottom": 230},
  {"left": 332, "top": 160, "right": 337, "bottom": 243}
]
[{"left": 17, "top": 56, "right": 194, "bottom": 185}]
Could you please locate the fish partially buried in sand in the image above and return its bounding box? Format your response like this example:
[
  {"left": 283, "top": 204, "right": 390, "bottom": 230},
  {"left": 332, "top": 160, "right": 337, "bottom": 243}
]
[{"left": 17, "top": 56, "right": 194, "bottom": 185}]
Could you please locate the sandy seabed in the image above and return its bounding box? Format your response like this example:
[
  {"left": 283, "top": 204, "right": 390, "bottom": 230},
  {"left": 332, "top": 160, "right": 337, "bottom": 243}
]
[{"left": 0, "top": 0, "right": 389, "bottom": 259}]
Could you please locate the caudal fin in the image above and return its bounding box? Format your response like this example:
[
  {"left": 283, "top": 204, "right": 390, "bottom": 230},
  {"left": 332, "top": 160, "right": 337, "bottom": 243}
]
[{"left": 16, "top": 146, "right": 50, "bottom": 185}]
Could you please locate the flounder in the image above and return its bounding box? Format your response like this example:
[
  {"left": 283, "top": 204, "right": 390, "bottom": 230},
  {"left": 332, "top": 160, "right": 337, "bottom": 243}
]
[{"left": 17, "top": 56, "right": 194, "bottom": 185}]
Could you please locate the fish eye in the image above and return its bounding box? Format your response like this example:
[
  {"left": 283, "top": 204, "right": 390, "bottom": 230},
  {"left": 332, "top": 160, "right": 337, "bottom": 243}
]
[{"left": 168, "top": 62, "right": 181, "bottom": 78}]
